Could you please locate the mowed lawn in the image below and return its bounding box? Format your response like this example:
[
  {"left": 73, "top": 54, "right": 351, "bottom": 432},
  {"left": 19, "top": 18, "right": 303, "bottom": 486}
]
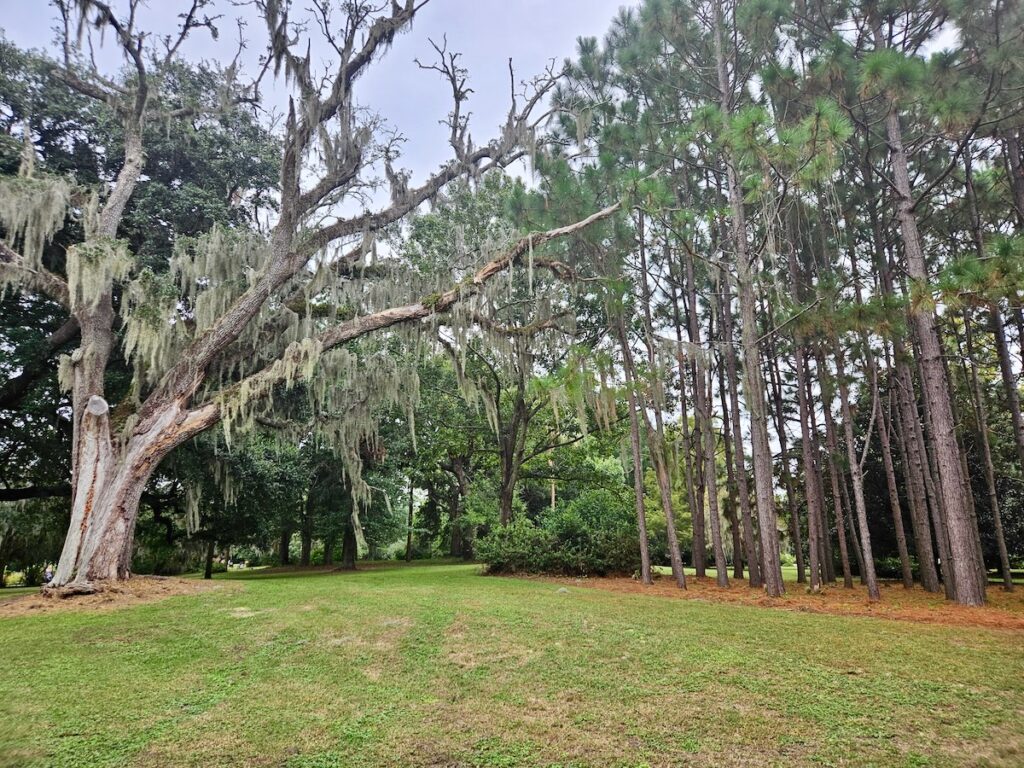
[{"left": 1, "top": 564, "right": 1022, "bottom": 767}]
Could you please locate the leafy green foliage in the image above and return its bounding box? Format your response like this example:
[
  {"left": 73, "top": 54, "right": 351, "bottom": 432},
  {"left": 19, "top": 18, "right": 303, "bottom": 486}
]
[{"left": 477, "top": 489, "right": 640, "bottom": 576}]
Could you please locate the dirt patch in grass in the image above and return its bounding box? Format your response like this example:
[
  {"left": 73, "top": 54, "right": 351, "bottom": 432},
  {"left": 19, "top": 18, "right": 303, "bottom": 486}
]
[
  {"left": 539, "top": 574, "right": 1024, "bottom": 631},
  {"left": 0, "top": 576, "right": 237, "bottom": 618}
]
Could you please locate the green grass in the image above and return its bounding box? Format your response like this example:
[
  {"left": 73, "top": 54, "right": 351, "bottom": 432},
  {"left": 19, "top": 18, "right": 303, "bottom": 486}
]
[{"left": 1, "top": 564, "right": 1022, "bottom": 767}]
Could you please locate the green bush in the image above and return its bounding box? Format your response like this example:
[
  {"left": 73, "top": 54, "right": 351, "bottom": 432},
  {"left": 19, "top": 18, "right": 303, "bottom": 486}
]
[
  {"left": 477, "top": 489, "right": 640, "bottom": 577},
  {"left": 475, "top": 517, "right": 554, "bottom": 574}
]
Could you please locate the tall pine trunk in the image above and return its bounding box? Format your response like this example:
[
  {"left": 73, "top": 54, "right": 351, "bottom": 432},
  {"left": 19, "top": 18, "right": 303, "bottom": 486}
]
[
  {"left": 963, "top": 312, "right": 1014, "bottom": 591},
  {"left": 713, "top": 0, "right": 781, "bottom": 595},
  {"left": 882, "top": 105, "right": 986, "bottom": 605},
  {"left": 617, "top": 316, "right": 655, "bottom": 585},
  {"left": 719, "top": 278, "right": 762, "bottom": 587},
  {"left": 834, "top": 346, "right": 880, "bottom": 600},
  {"left": 718, "top": 354, "right": 745, "bottom": 580}
]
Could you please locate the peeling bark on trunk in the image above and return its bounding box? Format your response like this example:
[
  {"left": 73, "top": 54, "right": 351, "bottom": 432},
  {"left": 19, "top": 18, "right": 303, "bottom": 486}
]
[{"left": 50, "top": 394, "right": 196, "bottom": 592}]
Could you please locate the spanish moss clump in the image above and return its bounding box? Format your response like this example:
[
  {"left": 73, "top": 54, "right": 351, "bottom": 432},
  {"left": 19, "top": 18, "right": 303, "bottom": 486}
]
[
  {"left": 0, "top": 175, "right": 71, "bottom": 272},
  {"left": 66, "top": 238, "right": 133, "bottom": 310}
]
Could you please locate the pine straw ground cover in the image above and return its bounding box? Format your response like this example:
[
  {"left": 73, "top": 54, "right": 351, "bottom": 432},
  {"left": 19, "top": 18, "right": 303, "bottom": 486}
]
[{"left": 0, "top": 563, "right": 1021, "bottom": 768}]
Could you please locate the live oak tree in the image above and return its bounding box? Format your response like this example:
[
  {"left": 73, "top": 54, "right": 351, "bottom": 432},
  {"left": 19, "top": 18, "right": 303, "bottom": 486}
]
[{"left": 0, "top": 0, "right": 617, "bottom": 593}]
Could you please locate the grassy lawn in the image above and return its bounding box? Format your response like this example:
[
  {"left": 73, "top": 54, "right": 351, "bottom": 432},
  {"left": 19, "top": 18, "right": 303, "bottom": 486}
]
[{"left": 1, "top": 564, "right": 1022, "bottom": 767}]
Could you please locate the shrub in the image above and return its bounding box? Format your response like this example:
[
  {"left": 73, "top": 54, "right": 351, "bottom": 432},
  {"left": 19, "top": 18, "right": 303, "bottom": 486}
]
[
  {"left": 475, "top": 517, "right": 554, "bottom": 574},
  {"left": 477, "top": 489, "right": 640, "bottom": 577}
]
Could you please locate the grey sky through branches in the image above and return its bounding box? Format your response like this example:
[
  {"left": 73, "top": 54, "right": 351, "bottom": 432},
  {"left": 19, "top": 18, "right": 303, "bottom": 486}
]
[{"left": 0, "top": 0, "right": 635, "bottom": 181}]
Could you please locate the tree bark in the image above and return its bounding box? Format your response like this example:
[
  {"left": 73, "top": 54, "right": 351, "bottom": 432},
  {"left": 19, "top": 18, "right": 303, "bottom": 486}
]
[
  {"left": 279, "top": 522, "right": 292, "bottom": 566},
  {"left": 713, "top": 13, "right": 782, "bottom": 593},
  {"left": 695, "top": 320, "right": 728, "bottom": 588},
  {"left": 683, "top": 241, "right": 711, "bottom": 578},
  {"left": 618, "top": 317, "right": 681, "bottom": 587},
  {"left": 203, "top": 539, "right": 215, "bottom": 580},
  {"left": 963, "top": 312, "right": 1014, "bottom": 591},
  {"left": 323, "top": 532, "right": 336, "bottom": 566},
  {"left": 834, "top": 346, "right": 880, "bottom": 600},
  {"left": 719, "top": 280, "right": 762, "bottom": 587},
  {"left": 765, "top": 331, "right": 805, "bottom": 585},
  {"left": 340, "top": 523, "right": 357, "bottom": 570},
  {"left": 793, "top": 347, "right": 824, "bottom": 592},
  {"left": 405, "top": 476, "right": 415, "bottom": 562},
  {"left": 300, "top": 495, "right": 314, "bottom": 567},
  {"left": 625, "top": 368, "right": 653, "bottom": 585},
  {"left": 803, "top": 368, "right": 836, "bottom": 584},
  {"left": 877, "top": 384, "right": 915, "bottom": 589},
  {"left": 815, "top": 357, "right": 854, "bottom": 589},
  {"left": 882, "top": 104, "right": 986, "bottom": 605},
  {"left": 717, "top": 356, "right": 744, "bottom": 580},
  {"left": 990, "top": 307, "right": 1024, "bottom": 469}
]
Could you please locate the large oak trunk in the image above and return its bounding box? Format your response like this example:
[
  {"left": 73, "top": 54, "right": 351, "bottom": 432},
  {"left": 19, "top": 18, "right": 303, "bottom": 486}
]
[{"left": 50, "top": 396, "right": 181, "bottom": 591}]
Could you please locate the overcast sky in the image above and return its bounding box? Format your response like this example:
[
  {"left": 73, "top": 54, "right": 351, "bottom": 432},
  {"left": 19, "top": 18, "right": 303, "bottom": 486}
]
[{"left": 0, "top": 0, "right": 635, "bottom": 180}]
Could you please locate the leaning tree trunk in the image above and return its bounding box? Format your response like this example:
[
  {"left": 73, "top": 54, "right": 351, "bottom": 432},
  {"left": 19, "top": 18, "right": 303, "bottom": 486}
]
[
  {"left": 634, "top": 221, "right": 687, "bottom": 588},
  {"left": 990, "top": 306, "right": 1024, "bottom": 470},
  {"left": 876, "top": 385, "right": 915, "bottom": 589},
  {"left": 884, "top": 105, "right": 986, "bottom": 605}
]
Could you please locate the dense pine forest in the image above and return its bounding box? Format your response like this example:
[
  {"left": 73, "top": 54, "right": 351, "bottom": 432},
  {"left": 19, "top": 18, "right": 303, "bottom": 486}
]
[{"left": 1, "top": 0, "right": 1023, "bottom": 614}]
